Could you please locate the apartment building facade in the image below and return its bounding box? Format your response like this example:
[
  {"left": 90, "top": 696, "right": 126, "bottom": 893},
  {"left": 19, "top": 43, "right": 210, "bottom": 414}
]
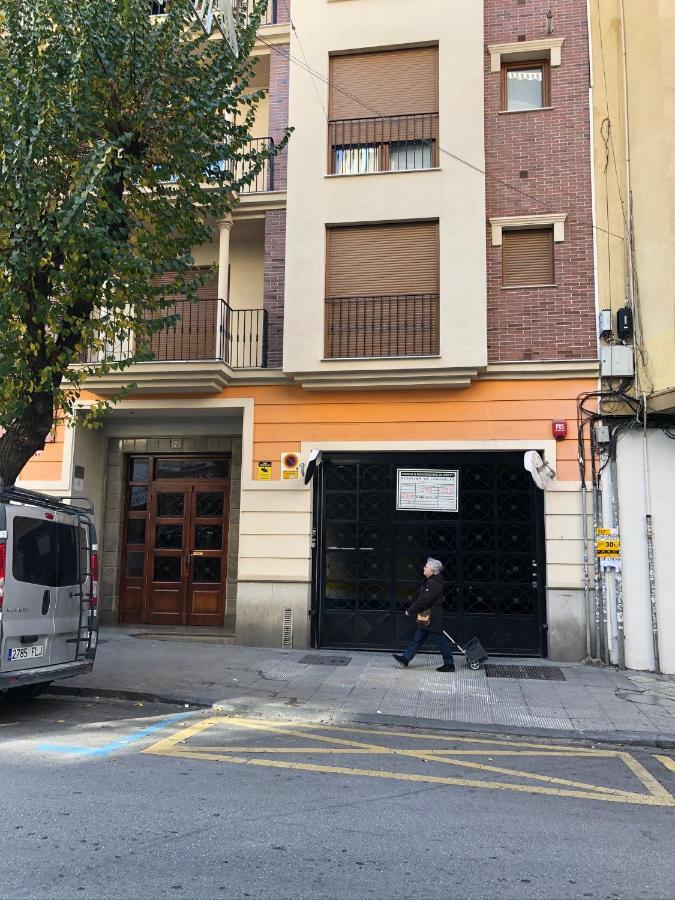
[
  {"left": 19, "top": 0, "right": 599, "bottom": 660},
  {"left": 590, "top": 0, "right": 675, "bottom": 674}
]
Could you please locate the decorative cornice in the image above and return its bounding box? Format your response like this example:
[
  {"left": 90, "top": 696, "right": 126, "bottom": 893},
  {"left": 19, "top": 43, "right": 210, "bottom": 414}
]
[
  {"left": 489, "top": 213, "right": 567, "bottom": 245},
  {"left": 481, "top": 359, "right": 599, "bottom": 380},
  {"left": 488, "top": 37, "right": 565, "bottom": 72}
]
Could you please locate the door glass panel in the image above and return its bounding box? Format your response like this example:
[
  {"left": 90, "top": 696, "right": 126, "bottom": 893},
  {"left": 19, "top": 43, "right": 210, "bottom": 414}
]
[
  {"left": 126, "top": 552, "right": 144, "bottom": 577},
  {"left": 193, "top": 558, "right": 221, "bottom": 583},
  {"left": 127, "top": 519, "right": 146, "bottom": 544},
  {"left": 195, "top": 492, "right": 224, "bottom": 518},
  {"left": 130, "top": 458, "right": 149, "bottom": 482},
  {"left": 128, "top": 486, "right": 148, "bottom": 511},
  {"left": 154, "top": 557, "right": 181, "bottom": 582},
  {"left": 156, "top": 524, "right": 183, "bottom": 549},
  {"left": 157, "top": 492, "right": 184, "bottom": 517},
  {"left": 194, "top": 524, "right": 222, "bottom": 550},
  {"left": 155, "top": 458, "right": 229, "bottom": 480}
]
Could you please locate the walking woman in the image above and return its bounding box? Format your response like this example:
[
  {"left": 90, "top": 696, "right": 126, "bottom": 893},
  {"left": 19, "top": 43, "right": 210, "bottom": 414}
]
[{"left": 393, "top": 558, "right": 455, "bottom": 672}]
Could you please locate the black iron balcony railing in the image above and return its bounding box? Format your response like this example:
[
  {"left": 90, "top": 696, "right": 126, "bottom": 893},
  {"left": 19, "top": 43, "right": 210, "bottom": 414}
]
[
  {"left": 151, "top": 1, "right": 285, "bottom": 26},
  {"left": 325, "top": 294, "right": 440, "bottom": 359},
  {"left": 329, "top": 113, "right": 439, "bottom": 176},
  {"left": 83, "top": 300, "right": 269, "bottom": 369},
  {"left": 234, "top": 0, "right": 283, "bottom": 26},
  {"left": 231, "top": 137, "right": 275, "bottom": 193}
]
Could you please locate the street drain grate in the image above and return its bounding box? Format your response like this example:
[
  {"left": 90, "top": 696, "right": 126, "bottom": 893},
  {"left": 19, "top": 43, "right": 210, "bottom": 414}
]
[
  {"left": 485, "top": 664, "right": 566, "bottom": 681},
  {"left": 298, "top": 654, "right": 351, "bottom": 667}
]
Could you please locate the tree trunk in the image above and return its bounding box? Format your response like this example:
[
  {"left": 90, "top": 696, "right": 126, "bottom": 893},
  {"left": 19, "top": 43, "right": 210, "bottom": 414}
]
[{"left": 0, "top": 393, "right": 55, "bottom": 486}]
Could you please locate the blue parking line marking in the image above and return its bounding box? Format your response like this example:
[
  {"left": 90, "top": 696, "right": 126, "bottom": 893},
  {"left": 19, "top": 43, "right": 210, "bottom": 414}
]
[{"left": 37, "top": 712, "right": 193, "bottom": 757}]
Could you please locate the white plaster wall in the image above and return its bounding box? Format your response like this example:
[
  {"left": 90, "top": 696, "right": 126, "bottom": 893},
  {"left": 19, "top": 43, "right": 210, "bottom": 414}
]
[{"left": 616, "top": 429, "right": 675, "bottom": 673}]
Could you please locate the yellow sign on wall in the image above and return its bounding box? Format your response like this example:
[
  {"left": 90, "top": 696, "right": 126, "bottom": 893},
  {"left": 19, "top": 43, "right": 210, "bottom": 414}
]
[
  {"left": 595, "top": 528, "right": 620, "bottom": 558},
  {"left": 281, "top": 452, "right": 300, "bottom": 480},
  {"left": 257, "top": 460, "right": 272, "bottom": 481}
]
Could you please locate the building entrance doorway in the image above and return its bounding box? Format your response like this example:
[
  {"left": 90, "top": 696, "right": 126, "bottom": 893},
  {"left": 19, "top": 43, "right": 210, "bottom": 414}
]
[
  {"left": 118, "top": 455, "right": 230, "bottom": 626},
  {"left": 313, "top": 452, "right": 547, "bottom": 656}
]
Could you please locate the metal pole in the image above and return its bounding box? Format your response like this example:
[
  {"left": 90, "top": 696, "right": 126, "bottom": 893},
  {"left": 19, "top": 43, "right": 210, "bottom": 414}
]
[
  {"left": 608, "top": 454, "right": 625, "bottom": 669},
  {"left": 580, "top": 479, "right": 592, "bottom": 660},
  {"left": 642, "top": 397, "right": 660, "bottom": 673}
]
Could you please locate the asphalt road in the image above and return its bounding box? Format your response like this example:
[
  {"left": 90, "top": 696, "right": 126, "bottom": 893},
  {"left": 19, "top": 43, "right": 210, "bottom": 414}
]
[{"left": 0, "top": 693, "right": 673, "bottom": 900}]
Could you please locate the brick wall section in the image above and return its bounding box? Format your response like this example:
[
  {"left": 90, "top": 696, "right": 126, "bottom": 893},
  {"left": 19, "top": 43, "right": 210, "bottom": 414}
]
[
  {"left": 263, "top": 209, "right": 286, "bottom": 367},
  {"left": 274, "top": 0, "right": 290, "bottom": 24},
  {"left": 485, "top": 0, "right": 596, "bottom": 362},
  {"left": 268, "top": 42, "right": 290, "bottom": 191}
]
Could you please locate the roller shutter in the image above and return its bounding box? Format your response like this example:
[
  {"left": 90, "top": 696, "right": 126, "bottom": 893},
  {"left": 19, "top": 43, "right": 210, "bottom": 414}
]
[{"left": 502, "top": 229, "right": 554, "bottom": 287}]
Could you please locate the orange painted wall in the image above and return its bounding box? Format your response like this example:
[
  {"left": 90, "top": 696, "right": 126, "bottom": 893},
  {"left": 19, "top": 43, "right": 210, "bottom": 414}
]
[
  {"left": 19, "top": 423, "right": 67, "bottom": 483},
  {"left": 21, "top": 379, "right": 593, "bottom": 485}
]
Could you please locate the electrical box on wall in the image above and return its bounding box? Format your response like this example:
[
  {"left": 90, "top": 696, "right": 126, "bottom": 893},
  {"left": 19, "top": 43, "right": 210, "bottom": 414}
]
[
  {"left": 598, "top": 309, "right": 612, "bottom": 338},
  {"left": 600, "top": 344, "right": 634, "bottom": 378}
]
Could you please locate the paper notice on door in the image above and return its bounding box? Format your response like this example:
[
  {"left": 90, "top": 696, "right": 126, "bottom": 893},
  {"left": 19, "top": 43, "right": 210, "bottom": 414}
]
[{"left": 396, "top": 469, "right": 459, "bottom": 512}]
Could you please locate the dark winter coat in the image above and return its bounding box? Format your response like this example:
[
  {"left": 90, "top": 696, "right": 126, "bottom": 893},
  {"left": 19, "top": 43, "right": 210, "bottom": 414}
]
[{"left": 407, "top": 574, "right": 446, "bottom": 634}]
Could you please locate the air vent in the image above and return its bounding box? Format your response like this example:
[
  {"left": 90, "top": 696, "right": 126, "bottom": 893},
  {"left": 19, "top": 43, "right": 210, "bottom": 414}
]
[
  {"left": 485, "top": 664, "right": 566, "bottom": 681},
  {"left": 281, "top": 608, "right": 293, "bottom": 649},
  {"left": 299, "top": 654, "right": 351, "bottom": 667}
]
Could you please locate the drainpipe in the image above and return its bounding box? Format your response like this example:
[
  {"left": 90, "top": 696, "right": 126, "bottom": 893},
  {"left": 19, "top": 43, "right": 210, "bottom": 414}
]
[
  {"left": 580, "top": 478, "right": 592, "bottom": 660},
  {"left": 642, "top": 399, "right": 660, "bottom": 673},
  {"left": 608, "top": 453, "right": 625, "bottom": 669}
]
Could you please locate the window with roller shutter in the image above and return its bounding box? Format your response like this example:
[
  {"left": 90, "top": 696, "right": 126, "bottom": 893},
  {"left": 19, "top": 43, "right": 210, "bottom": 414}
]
[
  {"left": 328, "top": 47, "right": 439, "bottom": 175},
  {"left": 324, "top": 221, "right": 440, "bottom": 359},
  {"left": 501, "top": 228, "right": 555, "bottom": 288}
]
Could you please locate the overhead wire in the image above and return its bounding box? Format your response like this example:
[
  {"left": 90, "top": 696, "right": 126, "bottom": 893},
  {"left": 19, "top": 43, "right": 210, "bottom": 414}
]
[{"left": 254, "top": 31, "right": 626, "bottom": 243}]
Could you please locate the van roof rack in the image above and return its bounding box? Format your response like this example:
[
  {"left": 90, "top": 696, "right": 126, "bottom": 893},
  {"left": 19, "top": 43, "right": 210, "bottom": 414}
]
[{"left": 0, "top": 479, "right": 94, "bottom": 516}]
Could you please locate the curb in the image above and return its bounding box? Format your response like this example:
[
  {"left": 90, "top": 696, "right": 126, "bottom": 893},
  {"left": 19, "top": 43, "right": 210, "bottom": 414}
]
[
  {"left": 50, "top": 685, "right": 675, "bottom": 749},
  {"left": 47, "top": 684, "right": 210, "bottom": 710}
]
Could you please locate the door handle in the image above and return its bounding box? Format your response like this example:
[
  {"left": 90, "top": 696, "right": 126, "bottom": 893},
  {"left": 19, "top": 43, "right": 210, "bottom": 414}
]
[{"left": 42, "top": 590, "right": 51, "bottom": 616}]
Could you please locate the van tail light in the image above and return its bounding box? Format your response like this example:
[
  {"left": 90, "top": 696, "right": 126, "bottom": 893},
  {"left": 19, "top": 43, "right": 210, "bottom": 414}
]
[
  {"left": 0, "top": 542, "right": 5, "bottom": 614},
  {"left": 90, "top": 549, "right": 99, "bottom": 609}
]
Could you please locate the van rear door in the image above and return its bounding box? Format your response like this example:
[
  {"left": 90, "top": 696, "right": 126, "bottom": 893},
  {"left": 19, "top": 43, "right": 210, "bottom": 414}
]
[
  {"left": 51, "top": 512, "right": 90, "bottom": 666},
  {"left": 1, "top": 505, "right": 57, "bottom": 673}
]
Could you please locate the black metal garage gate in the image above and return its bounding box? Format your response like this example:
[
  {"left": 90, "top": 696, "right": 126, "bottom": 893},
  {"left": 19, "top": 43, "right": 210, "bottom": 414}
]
[{"left": 312, "top": 452, "right": 547, "bottom": 656}]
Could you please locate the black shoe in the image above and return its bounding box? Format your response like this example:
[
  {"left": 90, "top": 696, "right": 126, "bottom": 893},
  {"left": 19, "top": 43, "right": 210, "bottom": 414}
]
[
  {"left": 393, "top": 654, "right": 409, "bottom": 668},
  {"left": 437, "top": 663, "right": 456, "bottom": 673}
]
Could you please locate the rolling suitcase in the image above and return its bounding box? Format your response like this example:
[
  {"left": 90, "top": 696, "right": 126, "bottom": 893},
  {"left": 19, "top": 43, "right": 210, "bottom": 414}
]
[{"left": 443, "top": 631, "right": 488, "bottom": 670}]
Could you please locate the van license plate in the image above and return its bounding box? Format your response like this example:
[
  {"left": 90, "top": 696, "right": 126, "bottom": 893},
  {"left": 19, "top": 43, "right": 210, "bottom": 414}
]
[{"left": 8, "top": 646, "right": 45, "bottom": 661}]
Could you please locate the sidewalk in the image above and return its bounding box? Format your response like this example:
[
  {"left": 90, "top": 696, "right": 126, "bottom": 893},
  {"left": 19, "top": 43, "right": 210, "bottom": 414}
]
[{"left": 59, "top": 627, "right": 675, "bottom": 747}]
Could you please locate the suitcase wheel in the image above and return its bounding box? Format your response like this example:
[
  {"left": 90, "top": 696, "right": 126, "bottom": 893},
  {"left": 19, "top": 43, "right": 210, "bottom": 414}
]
[{"left": 469, "top": 660, "right": 481, "bottom": 670}]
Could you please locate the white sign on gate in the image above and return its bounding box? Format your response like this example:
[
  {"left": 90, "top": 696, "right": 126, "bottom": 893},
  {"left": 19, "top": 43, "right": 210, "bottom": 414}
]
[{"left": 396, "top": 469, "right": 459, "bottom": 513}]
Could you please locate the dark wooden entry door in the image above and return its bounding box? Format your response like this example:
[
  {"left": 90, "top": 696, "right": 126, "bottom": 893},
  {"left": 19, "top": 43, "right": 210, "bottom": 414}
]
[
  {"left": 147, "top": 485, "right": 228, "bottom": 626},
  {"left": 118, "top": 455, "right": 230, "bottom": 626}
]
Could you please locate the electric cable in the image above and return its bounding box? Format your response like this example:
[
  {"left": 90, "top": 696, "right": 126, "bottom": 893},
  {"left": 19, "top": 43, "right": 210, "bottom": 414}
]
[{"left": 254, "top": 31, "right": 626, "bottom": 243}]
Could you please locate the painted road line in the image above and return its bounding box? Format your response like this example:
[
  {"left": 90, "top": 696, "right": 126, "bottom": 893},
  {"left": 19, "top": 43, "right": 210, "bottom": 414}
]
[
  {"left": 37, "top": 712, "right": 193, "bottom": 757},
  {"left": 144, "top": 717, "right": 675, "bottom": 807},
  {"left": 196, "top": 718, "right": 634, "bottom": 798},
  {"left": 654, "top": 755, "right": 675, "bottom": 774}
]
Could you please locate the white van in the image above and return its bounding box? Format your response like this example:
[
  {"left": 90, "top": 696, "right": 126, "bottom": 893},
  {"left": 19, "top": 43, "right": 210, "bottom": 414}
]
[{"left": 0, "top": 483, "right": 98, "bottom": 701}]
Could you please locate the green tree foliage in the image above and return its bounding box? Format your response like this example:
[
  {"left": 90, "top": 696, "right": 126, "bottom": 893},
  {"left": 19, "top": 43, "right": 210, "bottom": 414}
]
[{"left": 0, "top": 0, "right": 286, "bottom": 484}]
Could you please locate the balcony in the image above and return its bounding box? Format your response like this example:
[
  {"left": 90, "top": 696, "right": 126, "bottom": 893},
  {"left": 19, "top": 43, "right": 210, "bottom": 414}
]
[
  {"left": 325, "top": 294, "right": 440, "bottom": 359},
  {"left": 328, "top": 114, "right": 439, "bottom": 176},
  {"left": 81, "top": 300, "right": 270, "bottom": 393},
  {"left": 231, "top": 137, "right": 276, "bottom": 193},
  {"left": 234, "top": 0, "right": 285, "bottom": 26},
  {"left": 150, "top": 1, "right": 286, "bottom": 26}
]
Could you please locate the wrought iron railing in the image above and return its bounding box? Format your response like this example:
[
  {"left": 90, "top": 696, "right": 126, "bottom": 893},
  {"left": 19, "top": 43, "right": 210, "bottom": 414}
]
[
  {"left": 234, "top": 0, "right": 284, "bottom": 26},
  {"left": 224, "top": 305, "right": 268, "bottom": 367},
  {"left": 82, "top": 300, "right": 269, "bottom": 368},
  {"left": 150, "top": 1, "right": 285, "bottom": 26},
  {"left": 325, "top": 294, "right": 440, "bottom": 359},
  {"left": 231, "top": 137, "right": 275, "bottom": 193},
  {"left": 328, "top": 113, "right": 439, "bottom": 175}
]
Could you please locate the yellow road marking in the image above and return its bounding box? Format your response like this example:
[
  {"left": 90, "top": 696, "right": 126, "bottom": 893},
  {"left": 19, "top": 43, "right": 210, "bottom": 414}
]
[
  {"left": 142, "top": 716, "right": 675, "bottom": 807},
  {"left": 655, "top": 754, "right": 675, "bottom": 774},
  {"left": 204, "top": 718, "right": 636, "bottom": 798},
  {"left": 152, "top": 747, "right": 674, "bottom": 806}
]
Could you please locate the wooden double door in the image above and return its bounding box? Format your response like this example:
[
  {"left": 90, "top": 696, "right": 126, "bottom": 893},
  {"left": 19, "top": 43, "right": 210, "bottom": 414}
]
[{"left": 119, "top": 456, "right": 230, "bottom": 626}]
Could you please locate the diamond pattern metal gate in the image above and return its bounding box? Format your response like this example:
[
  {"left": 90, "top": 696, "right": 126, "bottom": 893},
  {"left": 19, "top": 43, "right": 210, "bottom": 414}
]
[{"left": 313, "top": 453, "right": 546, "bottom": 655}]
